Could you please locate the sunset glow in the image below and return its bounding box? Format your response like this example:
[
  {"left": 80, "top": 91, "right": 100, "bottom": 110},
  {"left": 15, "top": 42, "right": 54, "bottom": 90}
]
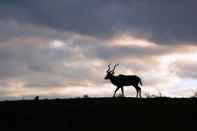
[{"left": 110, "top": 34, "right": 157, "bottom": 47}]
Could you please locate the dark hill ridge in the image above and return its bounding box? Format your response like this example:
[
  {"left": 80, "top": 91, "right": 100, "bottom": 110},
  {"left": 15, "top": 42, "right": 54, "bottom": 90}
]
[{"left": 0, "top": 97, "right": 197, "bottom": 130}]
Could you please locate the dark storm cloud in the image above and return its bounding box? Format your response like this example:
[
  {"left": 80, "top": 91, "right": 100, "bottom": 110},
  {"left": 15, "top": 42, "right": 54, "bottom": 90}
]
[
  {"left": 0, "top": 21, "right": 75, "bottom": 42},
  {"left": 0, "top": 0, "right": 197, "bottom": 43}
]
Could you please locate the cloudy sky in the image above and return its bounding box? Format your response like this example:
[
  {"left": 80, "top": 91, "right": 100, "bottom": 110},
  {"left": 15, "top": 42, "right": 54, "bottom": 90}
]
[{"left": 0, "top": 0, "right": 197, "bottom": 100}]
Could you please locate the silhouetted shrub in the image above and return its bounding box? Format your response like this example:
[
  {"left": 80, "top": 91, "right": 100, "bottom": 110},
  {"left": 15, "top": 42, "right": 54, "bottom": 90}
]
[
  {"left": 83, "top": 94, "right": 89, "bottom": 98},
  {"left": 192, "top": 92, "right": 197, "bottom": 97},
  {"left": 34, "top": 96, "right": 39, "bottom": 101}
]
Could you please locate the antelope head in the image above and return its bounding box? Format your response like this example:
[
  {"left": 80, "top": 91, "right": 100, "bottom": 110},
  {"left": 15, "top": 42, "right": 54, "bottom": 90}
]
[{"left": 104, "top": 64, "right": 119, "bottom": 80}]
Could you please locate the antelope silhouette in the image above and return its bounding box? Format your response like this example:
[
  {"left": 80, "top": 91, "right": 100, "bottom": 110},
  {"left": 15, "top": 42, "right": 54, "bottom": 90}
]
[{"left": 105, "top": 64, "right": 142, "bottom": 98}]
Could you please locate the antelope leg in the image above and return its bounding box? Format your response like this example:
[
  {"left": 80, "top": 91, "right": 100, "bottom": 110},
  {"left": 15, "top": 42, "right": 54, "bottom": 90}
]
[
  {"left": 121, "top": 87, "right": 124, "bottom": 97},
  {"left": 113, "top": 87, "right": 119, "bottom": 97}
]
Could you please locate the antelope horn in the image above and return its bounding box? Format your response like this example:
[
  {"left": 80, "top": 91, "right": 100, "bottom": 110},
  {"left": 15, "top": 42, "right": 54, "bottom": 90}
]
[
  {"left": 111, "top": 64, "right": 119, "bottom": 73},
  {"left": 106, "top": 64, "right": 111, "bottom": 72}
]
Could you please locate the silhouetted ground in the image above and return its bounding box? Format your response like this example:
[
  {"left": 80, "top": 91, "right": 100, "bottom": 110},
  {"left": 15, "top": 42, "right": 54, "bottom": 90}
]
[{"left": 0, "top": 97, "right": 197, "bottom": 131}]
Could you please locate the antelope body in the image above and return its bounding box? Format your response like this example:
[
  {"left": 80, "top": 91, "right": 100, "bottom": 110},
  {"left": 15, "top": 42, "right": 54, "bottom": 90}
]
[{"left": 105, "top": 64, "right": 142, "bottom": 98}]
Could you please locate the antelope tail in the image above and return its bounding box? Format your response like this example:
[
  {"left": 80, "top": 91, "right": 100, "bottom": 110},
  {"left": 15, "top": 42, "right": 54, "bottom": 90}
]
[{"left": 139, "top": 78, "right": 143, "bottom": 86}]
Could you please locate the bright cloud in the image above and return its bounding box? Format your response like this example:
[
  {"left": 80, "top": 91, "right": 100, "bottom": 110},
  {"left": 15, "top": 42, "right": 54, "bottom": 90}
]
[{"left": 50, "top": 40, "right": 65, "bottom": 49}]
